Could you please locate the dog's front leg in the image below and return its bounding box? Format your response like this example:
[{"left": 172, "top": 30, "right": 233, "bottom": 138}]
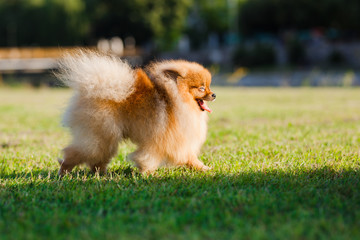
[{"left": 186, "top": 155, "right": 210, "bottom": 171}]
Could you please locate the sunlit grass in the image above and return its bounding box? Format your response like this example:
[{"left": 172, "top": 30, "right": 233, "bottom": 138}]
[{"left": 1, "top": 87, "right": 359, "bottom": 239}]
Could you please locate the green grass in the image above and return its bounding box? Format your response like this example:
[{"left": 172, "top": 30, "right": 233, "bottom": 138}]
[{"left": 0, "top": 87, "right": 359, "bottom": 240}]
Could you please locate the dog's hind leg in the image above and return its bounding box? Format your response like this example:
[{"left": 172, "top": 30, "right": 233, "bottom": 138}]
[
  {"left": 58, "top": 146, "right": 85, "bottom": 176},
  {"left": 90, "top": 162, "right": 108, "bottom": 175},
  {"left": 88, "top": 140, "right": 119, "bottom": 175},
  {"left": 129, "top": 147, "right": 162, "bottom": 174},
  {"left": 59, "top": 133, "right": 120, "bottom": 176},
  {"left": 60, "top": 95, "right": 123, "bottom": 176}
]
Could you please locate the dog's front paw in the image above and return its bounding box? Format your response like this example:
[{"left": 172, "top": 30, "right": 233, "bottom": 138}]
[
  {"left": 138, "top": 166, "right": 156, "bottom": 175},
  {"left": 186, "top": 158, "right": 211, "bottom": 172},
  {"left": 201, "top": 165, "right": 211, "bottom": 171}
]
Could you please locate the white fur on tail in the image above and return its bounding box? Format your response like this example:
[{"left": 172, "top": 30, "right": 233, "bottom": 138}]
[{"left": 58, "top": 50, "right": 135, "bottom": 102}]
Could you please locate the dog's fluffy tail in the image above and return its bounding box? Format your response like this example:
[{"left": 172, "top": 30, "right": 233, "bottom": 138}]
[{"left": 57, "top": 50, "right": 135, "bottom": 102}]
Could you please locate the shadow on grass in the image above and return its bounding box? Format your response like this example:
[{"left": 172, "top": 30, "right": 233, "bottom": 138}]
[
  {"left": 0, "top": 165, "right": 138, "bottom": 180},
  {"left": 1, "top": 166, "right": 359, "bottom": 193},
  {"left": 1, "top": 166, "right": 359, "bottom": 207},
  {"left": 1, "top": 166, "right": 359, "bottom": 239}
]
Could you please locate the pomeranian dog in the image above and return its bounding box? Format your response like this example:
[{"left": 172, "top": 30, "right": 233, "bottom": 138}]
[{"left": 56, "top": 50, "right": 216, "bottom": 175}]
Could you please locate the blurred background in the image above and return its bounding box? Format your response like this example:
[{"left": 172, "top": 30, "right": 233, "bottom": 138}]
[{"left": 0, "top": 0, "right": 360, "bottom": 87}]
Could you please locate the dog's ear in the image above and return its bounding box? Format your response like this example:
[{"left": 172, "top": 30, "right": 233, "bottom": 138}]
[{"left": 164, "top": 69, "right": 182, "bottom": 82}]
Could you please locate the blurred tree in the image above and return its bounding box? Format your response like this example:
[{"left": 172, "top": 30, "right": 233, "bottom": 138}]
[
  {"left": 237, "top": 0, "right": 360, "bottom": 37},
  {"left": 233, "top": 43, "right": 276, "bottom": 67},
  {"left": 0, "top": 0, "right": 89, "bottom": 46},
  {"left": 91, "top": 0, "right": 192, "bottom": 49},
  {"left": 0, "top": 0, "right": 192, "bottom": 49},
  {"left": 2, "top": 0, "right": 360, "bottom": 49},
  {"left": 286, "top": 38, "right": 306, "bottom": 65},
  {"left": 186, "top": 0, "right": 231, "bottom": 49}
]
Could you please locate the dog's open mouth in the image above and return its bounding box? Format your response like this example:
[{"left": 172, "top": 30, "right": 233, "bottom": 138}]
[{"left": 197, "top": 99, "right": 212, "bottom": 113}]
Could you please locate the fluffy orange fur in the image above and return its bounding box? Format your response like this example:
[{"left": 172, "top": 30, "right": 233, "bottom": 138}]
[{"left": 57, "top": 50, "right": 216, "bottom": 175}]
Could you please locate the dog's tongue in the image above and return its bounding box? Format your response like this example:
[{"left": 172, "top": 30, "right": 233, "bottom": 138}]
[{"left": 199, "top": 100, "right": 212, "bottom": 113}]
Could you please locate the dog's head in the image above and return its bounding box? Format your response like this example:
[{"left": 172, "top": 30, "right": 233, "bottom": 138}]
[{"left": 161, "top": 60, "right": 216, "bottom": 113}]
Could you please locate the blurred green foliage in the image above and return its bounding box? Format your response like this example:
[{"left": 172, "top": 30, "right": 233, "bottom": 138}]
[
  {"left": 286, "top": 39, "right": 306, "bottom": 65},
  {"left": 0, "top": 0, "right": 192, "bottom": 49},
  {"left": 0, "top": 0, "right": 360, "bottom": 49},
  {"left": 233, "top": 43, "right": 276, "bottom": 68},
  {"left": 328, "top": 50, "right": 345, "bottom": 65},
  {"left": 238, "top": 0, "right": 360, "bottom": 36},
  {"left": 92, "top": 0, "right": 192, "bottom": 49},
  {"left": 186, "top": 0, "right": 230, "bottom": 48},
  {"left": 0, "top": 0, "right": 88, "bottom": 46}
]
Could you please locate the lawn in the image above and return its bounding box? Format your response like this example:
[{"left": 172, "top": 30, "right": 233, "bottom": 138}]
[{"left": 0, "top": 87, "right": 359, "bottom": 240}]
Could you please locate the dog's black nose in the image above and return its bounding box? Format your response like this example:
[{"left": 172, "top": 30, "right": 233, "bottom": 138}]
[{"left": 212, "top": 93, "right": 216, "bottom": 98}]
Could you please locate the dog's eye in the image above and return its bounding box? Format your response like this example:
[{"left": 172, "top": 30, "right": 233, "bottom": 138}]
[{"left": 199, "top": 87, "right": 205, "bottom": 92}]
